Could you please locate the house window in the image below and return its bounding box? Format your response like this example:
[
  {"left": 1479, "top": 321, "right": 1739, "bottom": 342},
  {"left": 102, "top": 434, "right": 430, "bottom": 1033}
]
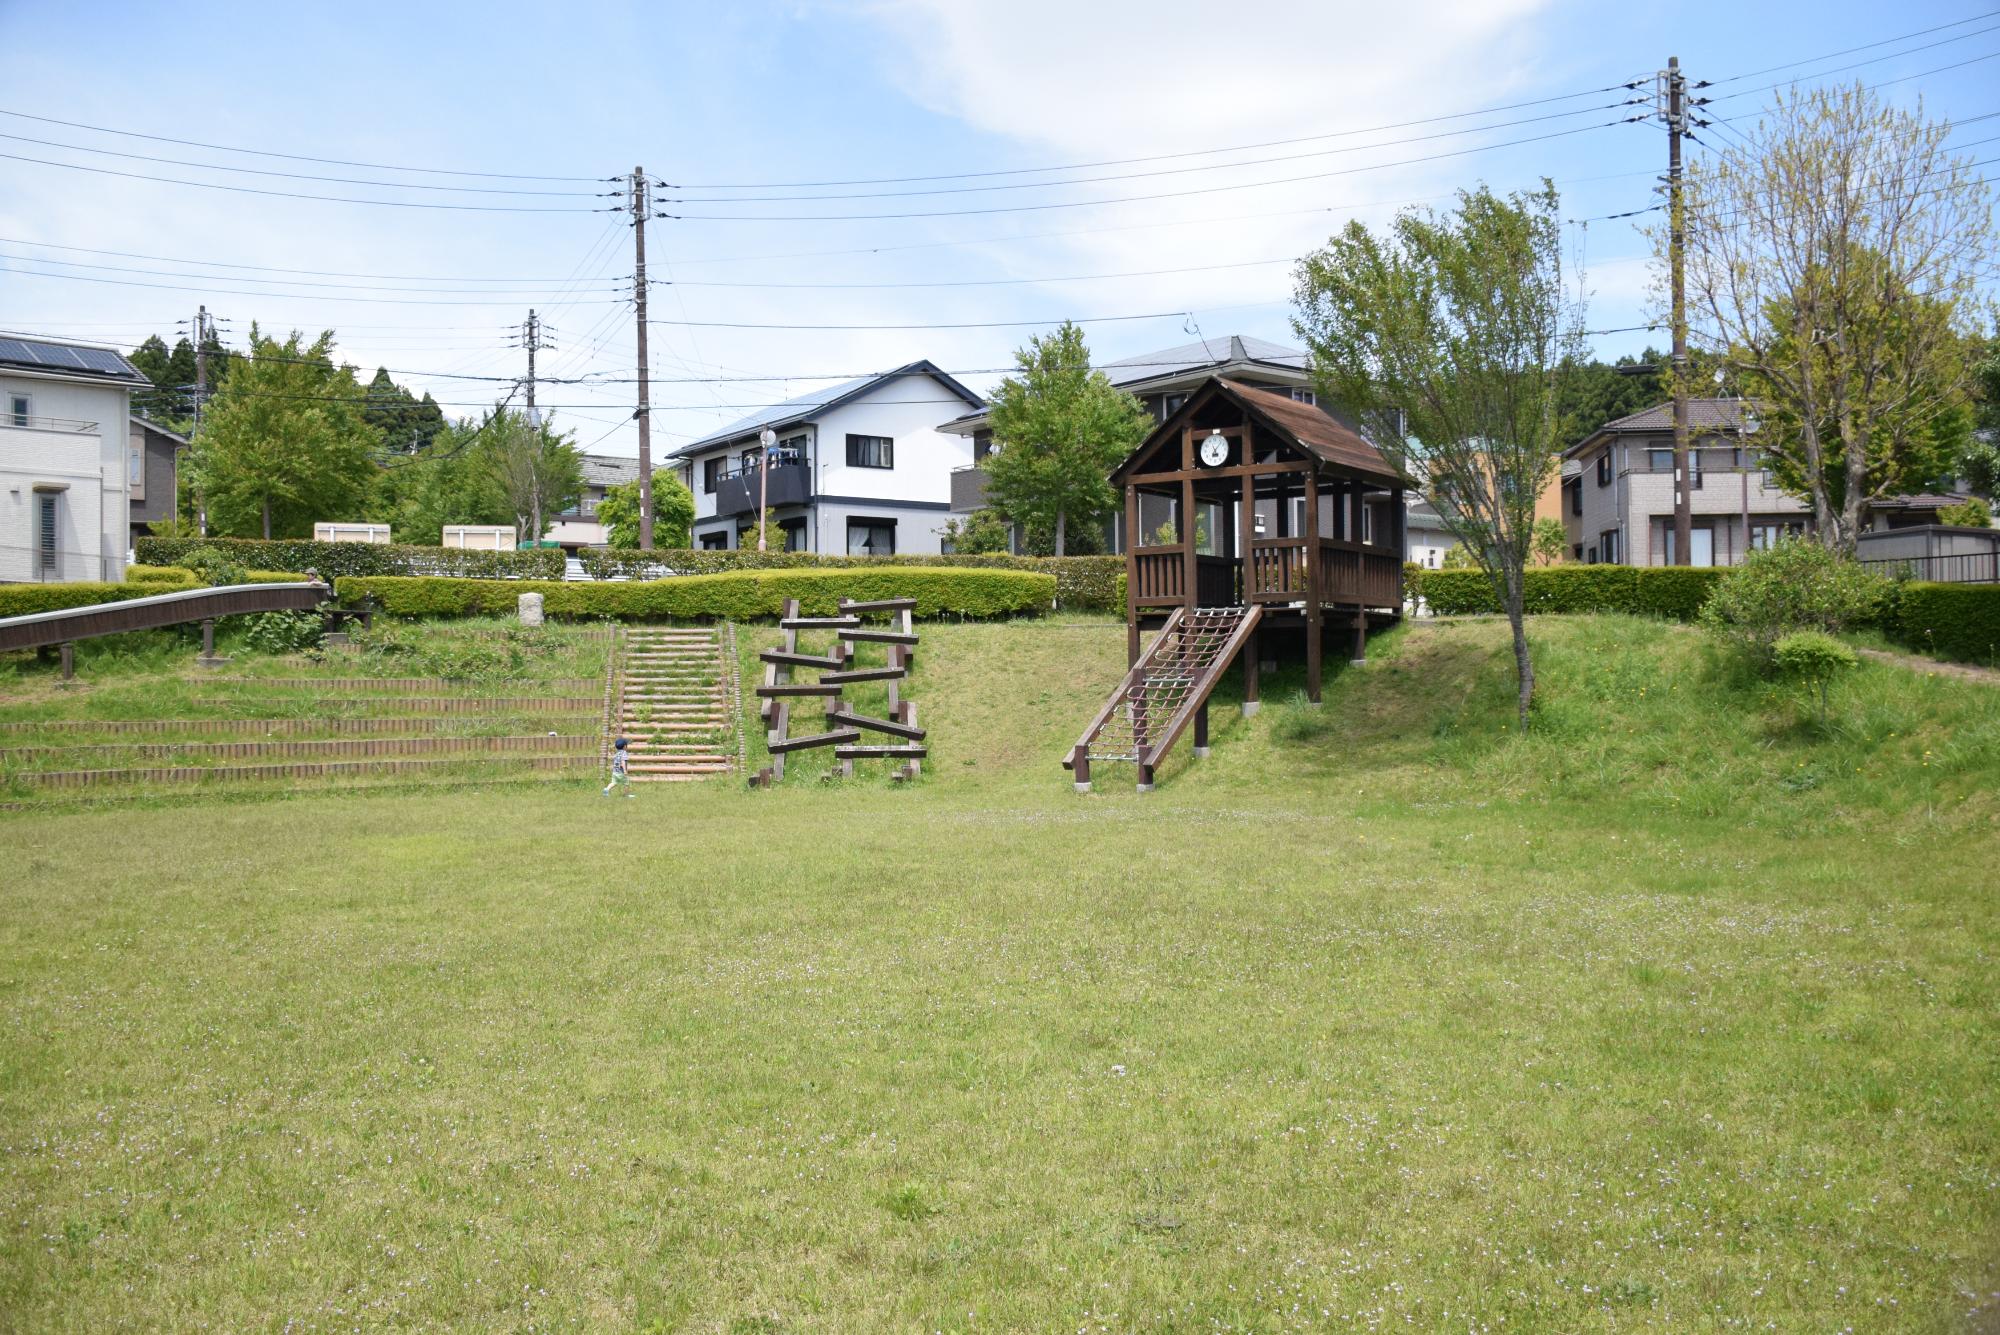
[
  {"left": 846, "top": 434, "right": 893, "bottom": 469},
  {"left": 739, "top": 448, "right": 760, "bottom": 473},
  {"left": 1596, "top": 449, "right": 1612, "bottom": 486},
  {"left": 698, "top": 530, "right": 728, "bottom": 550},
  {"left": 1648, "top": 448, "right": 1673, "bottom": 473},
  {"left": 37, "top": 493, "right": 58, "bottom": 574},
  {"left": 847, "top": 518, "right": 895, "bottom": 556},
  {"left": 9, "top": 394, "right": 28, "bottom": 427},
  {"left": 1567, "top": 479, "right": 1582, "bottom": 517},
  {"left": 1290, "top": 388, "right": 1317, "bottom": 406},
  {"left": 781, "top": 519, "right": 806, "bottom": 552},
  {"left": 1750, "top": 520, "right": 1805, "bottom": 550},
  {"left": 128, "top": 439, "right": 145, "bottom": 495},
  {"left": 1599, "top": 528, "right": 1621, "bottom": 564},
  {"left": 701, "top": 458, "right": 721, "bottom": 494}
]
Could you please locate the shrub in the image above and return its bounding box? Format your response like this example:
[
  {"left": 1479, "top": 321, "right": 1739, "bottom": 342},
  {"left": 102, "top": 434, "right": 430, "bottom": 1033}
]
[
  {"left": 241, "top": 611, "right": 325, "bottom": 655},
  {"left": 0, "top": 581, "right": 194, "bottom": 618},
  {"left": 125, "top": 564, "right": 197, "bottom": 584},
  {"left": 1699, "top": 539, "right": 1886, "bottom": 662},
  {"left": 572, "top": 549, "right": 1122, "bottom": 612},
  {"left": 1772, "top": 630, "right": 1859, "bottom": 723},
  {"left": 335, "top": 567, "right": 1057, "bottom": 621},
  {"left": 135, "top": 535, "right": 565, "bottom": 581},
  {"left": 181, "top": 546, "right": 247, "bottom": 588},
  {"left": 1888, "top": 582, "right": 2000, "bottom": 665},
  {"left": 1420, "top": 565, "right": 1724, "bottom": 619},
  {"left": 1937, "top": 497, "right": 1992, "bottom": 528}
]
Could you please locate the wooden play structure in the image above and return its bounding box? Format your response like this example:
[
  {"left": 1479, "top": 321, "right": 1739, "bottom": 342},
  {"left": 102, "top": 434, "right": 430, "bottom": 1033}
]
[
  {"left": 1066, "top": 377, "right": 1405, "bottom": 792},
  {"left": 752, "top": 596, "right": 927, "bottom": 785}
]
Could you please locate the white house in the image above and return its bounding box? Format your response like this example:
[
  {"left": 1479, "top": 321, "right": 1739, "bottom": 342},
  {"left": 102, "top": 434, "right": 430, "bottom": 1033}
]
[
  {"left": 669, "top": 361, "right": 985, "bottom": 554},
  {"left": 1, "top": 333, "right": 150, "bottom": 583},
  {"left": 546, "top": 454, "right": 640, "bottom": 550}
]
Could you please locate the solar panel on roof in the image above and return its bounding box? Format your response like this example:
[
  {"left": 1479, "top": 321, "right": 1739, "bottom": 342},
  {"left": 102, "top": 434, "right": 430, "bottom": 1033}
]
[{"left": 0, "top": 334, "right": 139, "bottom": 379}]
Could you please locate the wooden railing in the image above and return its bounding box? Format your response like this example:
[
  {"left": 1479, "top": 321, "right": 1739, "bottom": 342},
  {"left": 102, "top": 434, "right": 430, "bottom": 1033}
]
[{"left": 1132, "top": 540, "right": 1403, "bottom": 610}]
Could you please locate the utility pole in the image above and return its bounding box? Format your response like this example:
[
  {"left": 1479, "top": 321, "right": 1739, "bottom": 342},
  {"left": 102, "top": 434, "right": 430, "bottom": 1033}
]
[
  {"left": 191, "top": 304, "right": 213, "bottom": 536},
  {"left": 518, "top": 308, "right": 552, "bottom": 419},
  {"left": 1662, "top": 56, "right": 1692, "bottom": 566},
  {"left": 630, "top": 167, "right": 655, "bottom": 550}
]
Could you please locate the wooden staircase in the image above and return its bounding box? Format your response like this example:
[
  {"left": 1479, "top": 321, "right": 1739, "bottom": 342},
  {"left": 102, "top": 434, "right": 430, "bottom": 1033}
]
[
  {"left": 615, "top": 626, "right": 735, "bottom": 782},
  {"left": 1065, "top": 605, "right": 1262, "bottom": 792}
]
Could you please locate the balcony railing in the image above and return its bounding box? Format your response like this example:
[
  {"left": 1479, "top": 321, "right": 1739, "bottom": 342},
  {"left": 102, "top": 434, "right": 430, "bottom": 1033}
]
[
  {"left": 714, "top": 454, "right": 810, "bottom": 516},
  {"left": 950, "top": 464, "right": 992, "bottom": 513},
  {"left": 2, "top": 414, "right": 98, "bottom": 434}
]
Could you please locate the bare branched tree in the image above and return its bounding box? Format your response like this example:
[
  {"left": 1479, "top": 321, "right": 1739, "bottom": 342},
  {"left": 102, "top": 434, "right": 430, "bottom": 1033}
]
[{"left": 1672, "top": 84, "right": 1996, "bottom": 553}]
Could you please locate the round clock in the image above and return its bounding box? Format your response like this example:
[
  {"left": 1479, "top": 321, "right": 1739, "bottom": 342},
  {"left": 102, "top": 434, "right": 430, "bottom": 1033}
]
[{"left": 1198, "top": 431, "right": 1228, "bottom": 467}]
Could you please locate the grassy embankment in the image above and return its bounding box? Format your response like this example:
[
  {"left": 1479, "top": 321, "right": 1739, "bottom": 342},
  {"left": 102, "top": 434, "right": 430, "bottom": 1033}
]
[{"left": 2, "top": 613, "right": 1997, "bottom": 1330}]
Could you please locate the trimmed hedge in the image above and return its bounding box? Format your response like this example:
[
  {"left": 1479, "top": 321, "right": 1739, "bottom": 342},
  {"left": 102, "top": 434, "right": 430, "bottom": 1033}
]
[
  {"left": 576, "top": 549, "right": 1122, "bottom": 612},
  {"left": 135, "top": 535, "right": 565, "bottom": 581},
  {"left": 125, "top": 564, "right": 198, "bottom": 584},
  {"left": 1, "top": 580, "right": 199, "bottom": 618},
  {"left": 1887, "top": 581, "right": 2000, "bottom": 665},
  {"left": 336, "top": 567, "right": 1057, "bottom": 621},
  {"left": 1422, "top": 565, "right": 1725, "bottom": 620}
]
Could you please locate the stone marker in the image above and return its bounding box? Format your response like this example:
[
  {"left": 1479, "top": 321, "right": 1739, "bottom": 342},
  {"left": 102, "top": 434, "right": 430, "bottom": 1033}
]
[{"left": 519, "top": 591, "right": 544, "bottom": 627}]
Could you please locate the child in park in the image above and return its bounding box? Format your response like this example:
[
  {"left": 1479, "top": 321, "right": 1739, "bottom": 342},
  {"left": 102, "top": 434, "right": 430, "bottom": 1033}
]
[{"left": 603, "top": 736, "right": 633, "bottom": 797}]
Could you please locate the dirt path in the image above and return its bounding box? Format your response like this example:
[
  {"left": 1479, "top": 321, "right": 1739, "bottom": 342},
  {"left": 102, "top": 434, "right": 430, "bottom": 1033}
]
[{"left": 1856, "top": 647, "right": 2000, "bottom": 687}]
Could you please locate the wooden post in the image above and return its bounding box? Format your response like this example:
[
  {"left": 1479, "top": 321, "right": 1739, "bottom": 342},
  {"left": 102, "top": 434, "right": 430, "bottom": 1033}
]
[
  {"left": 1303, "top": 469, "right": 1323, "bottom": 704},
  {"left": 1193, "top": 700, "right": 1210, "bottom": 758},
  {"left": 1124, "top": 481, "right": 1141, "bottom": 666},
  {"left": 1241, "top": 625, "right": 1260, "bottom": 717},
  {"left": 1351, "top": 611, "right": 1369, "bottom": 665},
  {"left": 1071, "top": 744, "right": 1091, "bottom": 793},
  {"left": 59, "top": 642, "right": 73, "bottom": 680},
  {"left": 201, "top": 618, "right": 215, "bottom": 658}
]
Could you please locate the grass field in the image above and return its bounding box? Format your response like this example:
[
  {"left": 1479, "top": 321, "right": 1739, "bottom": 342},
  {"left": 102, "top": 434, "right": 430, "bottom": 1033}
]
[{"left": 2, "top": 614, "right": 1997, "bottom": 1331}]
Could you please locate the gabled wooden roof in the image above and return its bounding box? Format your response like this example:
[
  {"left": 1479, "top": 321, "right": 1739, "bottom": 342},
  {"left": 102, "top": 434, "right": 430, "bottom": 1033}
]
[{"left": 1111, "top": 376, "right": 1403, "bottom": 488}]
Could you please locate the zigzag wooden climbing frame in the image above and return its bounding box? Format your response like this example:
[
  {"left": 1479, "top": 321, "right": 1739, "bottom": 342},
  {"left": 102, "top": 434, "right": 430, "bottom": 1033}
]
[{"left": 750, "top": 596, "right": 927, "bottom": 786}]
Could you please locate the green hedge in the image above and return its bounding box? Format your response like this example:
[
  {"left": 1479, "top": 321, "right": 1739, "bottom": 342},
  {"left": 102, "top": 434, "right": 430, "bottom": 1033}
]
[
  {"left": 136, "top": 535, "right": 565, "bottom": 581},
  {"left": 336, "top": 568, "right": 1057, "bottom": 621},
  {"left": 125, "top": 564, "right": 197, "bottom": 584},
  {"left": 1, "top": 580, "right": 200, "bottom": 618},
  {"left": 1887, "top": 582, "right": 2000, "bottom": 665},
  {"left": 1422, "top": 565, "right": 1725, "bottom": 620},
  {"left": 576, "top": 549, "right": 1122, "bottom": 612}
]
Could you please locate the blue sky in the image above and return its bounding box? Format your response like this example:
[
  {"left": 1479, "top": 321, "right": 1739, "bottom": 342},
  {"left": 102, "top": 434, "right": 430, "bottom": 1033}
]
[{"left": 1, "top": 0, "right": 1994, "bottom": 459}]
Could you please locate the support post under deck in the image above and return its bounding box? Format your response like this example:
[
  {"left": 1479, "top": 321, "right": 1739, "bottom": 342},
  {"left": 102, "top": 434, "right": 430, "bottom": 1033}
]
[
  {"left": 1240, "top": 626, "right": 1259, "bottom": 717},
  {"left": 1193, "top": 701, "right": 1210, "bottom": 758},
  {"left": 1071, "top": 745, "right": 1091, "bottom": 793},
  {"left": 1351, "top": 610, "right": 1369, "bottom": 666},
  {"left": 1303, "top": 469, "right": 1323, "bottom": 704}
]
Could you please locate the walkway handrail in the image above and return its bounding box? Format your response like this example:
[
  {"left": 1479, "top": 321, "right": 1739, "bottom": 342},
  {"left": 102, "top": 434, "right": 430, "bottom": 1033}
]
[{"left": 0, "top": 581, "right": 331, "bottom": 653}]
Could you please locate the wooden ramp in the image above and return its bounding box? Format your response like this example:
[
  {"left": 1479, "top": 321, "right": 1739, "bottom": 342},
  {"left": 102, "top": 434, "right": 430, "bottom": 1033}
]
[{"left": 1064, "top": 605, "right": 1261, "bottom": 792}]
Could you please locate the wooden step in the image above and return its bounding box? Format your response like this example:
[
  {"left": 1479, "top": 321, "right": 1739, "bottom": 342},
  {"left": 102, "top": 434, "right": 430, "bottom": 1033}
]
[
  {"left": 766, "top": 728, "right": 861, "bottom": 754},
  {"left": 755, "top": 682, "right": 844, "bottom": 698},
  {"left": 840, "top": 628, "right": 919, "bottom": 645},
  {"left": 779, "top": 615, "right": 860, "bottom": 630},
  {"left": 834, "top": 745, "right": 928, "bottom": 760},
  {"left": 819, "top": 666, "right": 907, "bottom": 684},
  {"left": 838, "top": 597, "right": 917, "bottom": 612},
  {"left": 760, "top": 649, "right": 845, "bottom": 670},
  {"left": 827, "top": 709, "right": 926, "bottom": 741}
]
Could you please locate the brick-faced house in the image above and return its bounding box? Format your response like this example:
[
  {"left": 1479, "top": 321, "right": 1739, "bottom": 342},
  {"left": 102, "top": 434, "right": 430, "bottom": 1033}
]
[{"left": 1561, "top": 398, "right": 1809, "bottom": 566}]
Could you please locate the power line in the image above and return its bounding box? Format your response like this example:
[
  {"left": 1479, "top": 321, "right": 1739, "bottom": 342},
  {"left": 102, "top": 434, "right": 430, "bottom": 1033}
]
[
  {"left": 0, "top": 106, "right": 610, "bottom": 182},
  {"left": 1701, "top": 10, "right": 2000, "bottom": 87},
  {"left": 643, "top": 310, "right": 1225, "bottom": 331},
  {"left": 667, "top": 99, "right": 1646, "bottom": 204},
  {"left": 1, "top": 264, "right": 634, "bottom": 305},
  {"left": 0, "top": 235, "right": 627, "bottom": 284},
  {"left": 0, "top": 131, "right": 615, "bottom": 197},
  {"left": 661, "top": 117, "right": 1642, "bottom": 223},
  {"left": 0, "top": 250, "right": 631, "bottom": 296},
  {"left": 0, "top": 151, "right": 620, "bottom": 212},
  {"left": 1708, "top": 43, "right": 2000, "bottom": 105}
]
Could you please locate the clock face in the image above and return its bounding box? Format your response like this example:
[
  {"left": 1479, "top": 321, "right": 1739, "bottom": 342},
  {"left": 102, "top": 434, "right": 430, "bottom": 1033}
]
[{"left": 1199, "top": 434, "right": 1229, "bottom": 467}]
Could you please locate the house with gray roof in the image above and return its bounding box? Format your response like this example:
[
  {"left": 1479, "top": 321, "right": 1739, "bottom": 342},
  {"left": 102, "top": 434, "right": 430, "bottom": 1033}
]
[
  {"left": 546, "top": 453, "right": 641, "bottom": 549},
  {"left": 1560, "top": 397, "right": 1810, "bottom": 566},
  {"left": 2, "top": 332, "right": 151, "bottom": 581},
  {"left": 667, "top": 360, "right": 984, "bottom": 554}
]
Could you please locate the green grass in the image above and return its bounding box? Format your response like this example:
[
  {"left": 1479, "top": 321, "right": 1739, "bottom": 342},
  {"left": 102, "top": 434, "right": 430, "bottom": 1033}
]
[{"left": 2, "top": 614, "right": 1998, "bottom": 1330}]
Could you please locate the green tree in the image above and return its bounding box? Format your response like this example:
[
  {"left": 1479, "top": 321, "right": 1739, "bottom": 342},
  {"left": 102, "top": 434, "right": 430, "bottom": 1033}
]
[
  {"left": 984, "top": 322, "right": 1151, "bottom": 555},
  {"left": 1960, "top": 333, "right": 2000, "bottom": 497},
  {"left": 361, "top": 367, "right": 446, "bottom": 455},
  {"left": 600, "top": 470, "right": 695, "bottom": 549},
  {"left": 1553, "top": 348, "right": 1664, "bottom": 445},
  {"left": 1675, "top": 82, "right": 1996, "bottom": 553},
  {"left": 370, "top": 417, "right": 512, "bottom": 541},
  {"left": 1294, "top": 181, "right": 1583, "bottom": 731},
  {"left": 1531, "top": 516, "right": 1567, "bottom": 566},
  {"left": 193, "top": 327, "right": 381, "bottom": 539},
  {"left": 940, "top": 508, "right": 1013, "bottom": 554},
  {"left": 485, "top": 410, "right": 586, "bottom": 543},
  {"left": 1937, "top": 496, "right": 1991, "bottom": 527}
]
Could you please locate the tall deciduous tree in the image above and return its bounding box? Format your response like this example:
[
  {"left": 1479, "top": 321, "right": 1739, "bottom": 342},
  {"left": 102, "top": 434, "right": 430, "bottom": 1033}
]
[
  {"left": 484, "top": 409, "right": 585, "bottom": 543},
  {"left": 370, "top": 417, "right": 513, "bottom": 541},
  {"left": 984, "top": 321, "right": 1150, "bottom": 555},
  {"left": 1673, "top": 83, "right": 1996, "bottom": 553},
  {"left": 599, "top": 470, "right": 695, "bottom": 549},
  {"left": 194, "top": 328, "right": 381, "bottom": 539},
  {"left": 1294, "top": 182, "right": 1583, "bottom": 730}
]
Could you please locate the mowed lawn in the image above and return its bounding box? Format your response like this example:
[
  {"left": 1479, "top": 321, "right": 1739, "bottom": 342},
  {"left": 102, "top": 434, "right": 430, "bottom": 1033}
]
[{"left": 2, "top": 616, "right": 1997, "bottom": 1331}]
